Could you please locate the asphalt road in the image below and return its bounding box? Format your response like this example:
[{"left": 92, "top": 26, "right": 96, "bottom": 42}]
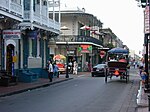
[{"left": 0, "top": 68, "right": 140, "bottom": 112}]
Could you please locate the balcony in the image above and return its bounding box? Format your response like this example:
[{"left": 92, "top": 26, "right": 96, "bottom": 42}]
[
  {"left": 56, "top": 35, "right": 103, "bottom": 46},
  {"left": 0, "top": 0, "right": 23, "bottom": 19},
  {"left": 23, "top": 4, "right": 60, "bottom": 33}
]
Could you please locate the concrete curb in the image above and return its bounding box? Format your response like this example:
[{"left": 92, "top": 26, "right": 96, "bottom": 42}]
[
  {"left": 136, "top": 81, "right": 149, "bottom": 107},
  {"left": 0, "top": 78, "right": 73, "bottom": 97},
  {"left": 137, "top": 81, "right": 143, "bottom": 106}
]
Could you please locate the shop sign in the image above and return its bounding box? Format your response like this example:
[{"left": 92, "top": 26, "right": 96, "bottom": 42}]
[
  {"left": 144, "top": 6, "right": 150, "bottom": 34},
  {"left": 3, "top": 30, "right": 21, "bottom": 39},
  {"left": 100, "top": 50, "right": 106, "bottom": 58},
  {"left": 68, "top": 50, "right": 75, "bottom": 54},
  {"left": 78, "top": 45, "right": 92, "bottom": 53},
  {"left": 27, "top": 30, "right": 37, "bottom": 39}
]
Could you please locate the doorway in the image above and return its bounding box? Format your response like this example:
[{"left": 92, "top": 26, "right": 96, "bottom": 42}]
[{"left": 6, "top": 44, "right": 15, "bottom": 76}]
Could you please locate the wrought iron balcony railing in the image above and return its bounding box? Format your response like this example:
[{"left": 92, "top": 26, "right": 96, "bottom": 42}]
[
  {"left": 0, "top": 0, "right": 23, "bottom": 18},
  {"left": 55, "top": 35, "right": 103, "bottom": 46}
]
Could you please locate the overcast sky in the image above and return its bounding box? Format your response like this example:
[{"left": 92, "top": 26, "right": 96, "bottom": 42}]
[{"left": 60, "top": 0, "right": 144, "bottom": 55}]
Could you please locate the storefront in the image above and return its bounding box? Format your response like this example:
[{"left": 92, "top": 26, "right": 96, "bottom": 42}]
[{"left": 3, "top": 30, "right": 21, "bottom": 76}]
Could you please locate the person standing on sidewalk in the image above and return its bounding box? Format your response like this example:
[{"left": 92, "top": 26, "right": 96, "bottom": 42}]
[
  {"left": 140, "top": 69, "right": 148, "bottom": 87},
  {"left": 48, "top": 61, "right": 53, "bottom": 82},
  {"left": 73, "top": 61, "right": 78, "bottom": 75},
  {"left": 53, "top": 62, "right": 59, "bottom": 78}
]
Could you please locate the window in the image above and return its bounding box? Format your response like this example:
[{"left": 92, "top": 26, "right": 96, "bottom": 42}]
[
  {"left": 36, "top": 0, "right": 40, "bottom": 4},
  {"left": 24, "top": 0, "right": 30, "bottom": 10},
  {"left": 11, "top": 0, "right": 21, "bottom": 4},
  {"left": 43, "top": 0, "right": 47, "bottom": 6}
]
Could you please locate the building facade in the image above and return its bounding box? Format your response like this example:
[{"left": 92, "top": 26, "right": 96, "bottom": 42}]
[
  {"left": 0, "top": 0, "right": 23, "bottom": 75},
  {"left": 50, "top": 8, "right": 104, "bottom": 71},
  {"left": 0, "top": 0, "right": 60, "bottom": 83}
]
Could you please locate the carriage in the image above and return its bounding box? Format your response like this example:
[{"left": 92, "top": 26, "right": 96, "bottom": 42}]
[{"left": 105, "top": 47, "right": 130, "bottom": 83}]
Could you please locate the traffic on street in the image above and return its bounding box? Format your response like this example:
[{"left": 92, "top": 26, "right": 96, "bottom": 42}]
[{"left": 0, "top": 67, "right": 141, "bottom": 112}]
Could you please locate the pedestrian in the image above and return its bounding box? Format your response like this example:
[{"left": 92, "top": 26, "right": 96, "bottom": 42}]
[
  {"left": 88, "top": 62, "right": 91, "bottom": 72},
  {"left": 48, "top": 61, "right": 53, "bottom": 82},
  {"left": 109, "top": 57, "right": 117, "bottom": 61},
  {"left": 83, "top": 61, "right": 88, "bottom": 71},
  {"left": 73, "top": 61, "right": 78, "bottom": 75},
  {"left": 53, "top": 62, "right": 59, "bottom": 78},
  {"left": 140, "top": 69, "right": 147, "bottom": 87},
  {"left": 133, "top": 62, "right": 136, "bottom": 68},
  {"left": 119, "top": 57, "right": 127, "bottom": 63}
]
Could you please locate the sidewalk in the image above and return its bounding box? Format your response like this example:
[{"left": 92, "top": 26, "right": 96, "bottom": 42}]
[
  {"left": 0, "top": 72, "right": 89, "bottom": 97},
  {"left": 136, "top": 81, "right": 149, "bottom": 112}
]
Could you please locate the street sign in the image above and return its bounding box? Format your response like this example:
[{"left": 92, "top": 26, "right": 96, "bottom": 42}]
[{"left": 144, "top": 6, "right": 150, "bottom": 34}]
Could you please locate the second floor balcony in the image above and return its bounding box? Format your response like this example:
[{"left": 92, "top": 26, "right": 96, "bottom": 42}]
[
  {"left": 55, "top": 35, "right": 103, "bottom": 47},
  {"left": 23, "top": 1, "right": 60, "bottom": 33},
  {"left": 0, "top": 0, "right": 23, "bottom": 19},
  {"left": 24, "top": 10, "right": 60, "bottom": 31}
]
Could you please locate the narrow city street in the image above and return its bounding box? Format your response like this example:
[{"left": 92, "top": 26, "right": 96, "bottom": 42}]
[{"left": 0, "top": 68, "right": 140, "bottom": 112}]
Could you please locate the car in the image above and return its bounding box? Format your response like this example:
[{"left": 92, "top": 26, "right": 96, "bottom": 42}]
[{"left": 91, "top": 64, "right": 108, "bottom": 77}]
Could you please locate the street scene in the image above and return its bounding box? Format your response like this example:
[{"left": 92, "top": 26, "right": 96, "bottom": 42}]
[
  {"left": 0, "top": 67, "right": 148, "bottom": 112},
  {"left": 0, "top": 0, "right": 150, "bottom": 112}
]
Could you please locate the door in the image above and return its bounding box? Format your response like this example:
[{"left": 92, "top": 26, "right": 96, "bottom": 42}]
[{"left": 6, "top": 44, "right": 15, "bottom": 76}]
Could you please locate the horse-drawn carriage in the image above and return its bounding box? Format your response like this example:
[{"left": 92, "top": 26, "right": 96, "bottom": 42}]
[{"left": 105, "top": 47, "right": 130, "bottom": 83}]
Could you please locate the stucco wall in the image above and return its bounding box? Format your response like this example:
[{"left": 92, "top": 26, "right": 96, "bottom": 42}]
[{"left": 28, "top": 57, "right": 42, "bottom": 68}]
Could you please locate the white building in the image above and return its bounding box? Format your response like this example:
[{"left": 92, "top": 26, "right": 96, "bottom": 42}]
[{"left": 0, "top": 0, "right": 61, "bottom": 83}]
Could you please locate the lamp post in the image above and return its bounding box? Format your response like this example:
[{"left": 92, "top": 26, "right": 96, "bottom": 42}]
[
  {"left": 66, "top": 42, "right": 69, "bottom": 78},
  {"left": 60, "top": 26, "right": 70, "bottom": 78}
]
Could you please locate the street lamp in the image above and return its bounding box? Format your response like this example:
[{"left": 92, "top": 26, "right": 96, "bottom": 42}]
[
  {"left": 60, "top": 26, "right": 70, "bottom": 78},
  {"left": 66, "top": 42, "right": 69, "bottom": 78}
]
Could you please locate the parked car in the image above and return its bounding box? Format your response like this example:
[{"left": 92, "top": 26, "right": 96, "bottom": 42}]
[{"left": 91, "top": 64, "right": 108, "bottom": 77}]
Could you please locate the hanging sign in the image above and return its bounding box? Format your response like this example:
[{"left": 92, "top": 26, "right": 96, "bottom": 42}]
[
  {"left": 144, "top": 6, "right": 150, "bottom": 34},
  {"left": 78, "top": 45, "right": 92, "bottom": 53},
  {"left": 3, "top": 30, "right": 21, "bottom": 39},
  {"left": 100, "top": 50, "right": 106, "bottom": 58},
  {"left": 27, "top": 30, "right": 37, "bottom": 39}
]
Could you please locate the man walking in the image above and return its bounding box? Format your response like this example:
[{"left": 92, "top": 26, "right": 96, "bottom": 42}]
[{"left": 48, "top": 61, "right": 53, "bottom": 82}]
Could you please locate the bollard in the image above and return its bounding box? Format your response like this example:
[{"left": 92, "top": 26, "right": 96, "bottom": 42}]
[{"left": 148, "top": 94, "right": 150, "bottom": 112}]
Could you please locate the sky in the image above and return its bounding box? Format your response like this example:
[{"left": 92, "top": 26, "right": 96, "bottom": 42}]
[{"left": 60, "top": 0, "right": 144, "bottom": 56}]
